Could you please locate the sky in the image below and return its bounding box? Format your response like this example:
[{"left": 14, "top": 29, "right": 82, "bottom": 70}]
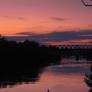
[{"left": 0, "top": 0, "right": 92, "bottom": 45}]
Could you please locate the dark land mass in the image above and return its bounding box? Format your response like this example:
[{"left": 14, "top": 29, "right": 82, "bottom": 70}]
[
  {"left": 0, "top": 37, "right": 61, "bottom": 88},
  {"left": 0, "top": 37, "right": 92, "bottom": 88}
]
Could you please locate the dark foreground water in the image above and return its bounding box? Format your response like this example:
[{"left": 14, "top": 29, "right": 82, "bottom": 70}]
[{"left": 0, "top": 58, "right": 91, "bottom": 92}]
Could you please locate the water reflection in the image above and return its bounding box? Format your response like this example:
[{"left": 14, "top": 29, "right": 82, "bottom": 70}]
[
  {"left": 0, "top": 62, "right": 90, "bottom": 92},
  {"left": 0, "top": 68, "right": 41, "bottom": 88},
  {"left": 0, "top": 56, "right": 91, "bottom": 92}
]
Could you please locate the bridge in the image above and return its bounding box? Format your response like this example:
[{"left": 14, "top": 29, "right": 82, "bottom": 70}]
[{"left": 56, "top": 45, "right": 92, "bottom": 49}]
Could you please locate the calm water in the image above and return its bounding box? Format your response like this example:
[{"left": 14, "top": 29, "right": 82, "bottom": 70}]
[{"left": 0, "top": 58, "right": 91, "bottom": 92}]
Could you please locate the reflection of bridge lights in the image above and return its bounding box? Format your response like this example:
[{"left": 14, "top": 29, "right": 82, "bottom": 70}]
[{"left": 81, "top": 0, "right": 92, "bottom": 7}]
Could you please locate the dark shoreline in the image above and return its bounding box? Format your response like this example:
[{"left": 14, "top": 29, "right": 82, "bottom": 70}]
[{"left": 0, "top": 37, "right": 92, "bottom": 88}]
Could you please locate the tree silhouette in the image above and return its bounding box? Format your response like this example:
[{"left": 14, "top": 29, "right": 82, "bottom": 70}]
[
  {"left": 0, "top": 36, "right": 92, "bottom": 88},
  {"left": 0, "top": 37, "right": 62, "bottom": 88}
]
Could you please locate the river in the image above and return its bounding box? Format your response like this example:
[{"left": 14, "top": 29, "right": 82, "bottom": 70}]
[{"left": 0, "top": 57, "right": 91, "bottom": 92}]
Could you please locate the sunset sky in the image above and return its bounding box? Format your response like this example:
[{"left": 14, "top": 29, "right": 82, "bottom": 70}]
[{"left": 0, "top": 0, "right": 92, "bottom": 45}]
